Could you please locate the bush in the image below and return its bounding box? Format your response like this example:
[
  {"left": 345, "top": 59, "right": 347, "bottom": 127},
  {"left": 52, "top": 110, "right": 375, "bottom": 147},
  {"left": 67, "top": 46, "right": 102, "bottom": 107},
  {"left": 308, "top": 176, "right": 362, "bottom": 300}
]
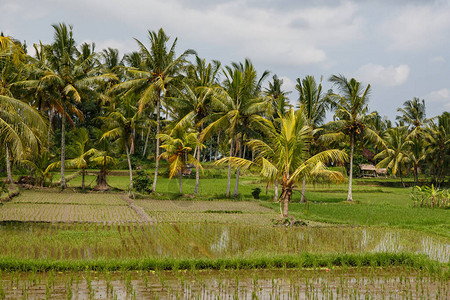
[
  {"left": 411, "top": 185, "right": 449, "bottom": 208},
  {"left": 251, "top": 187, "right": 261, "bottom": 199},
  {"left": 133, "top": 170, "right": 152, "bottom": 194}
]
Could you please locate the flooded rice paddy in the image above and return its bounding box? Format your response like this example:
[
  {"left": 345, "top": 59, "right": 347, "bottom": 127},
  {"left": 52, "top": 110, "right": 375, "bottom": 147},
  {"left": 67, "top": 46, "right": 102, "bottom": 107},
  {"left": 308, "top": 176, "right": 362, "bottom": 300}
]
[
  {"left": 0, "top": 268, "right": 448, "bottom": 299},
  {"left": 0, "top": 222, "right": 448, "bottom": 263}
]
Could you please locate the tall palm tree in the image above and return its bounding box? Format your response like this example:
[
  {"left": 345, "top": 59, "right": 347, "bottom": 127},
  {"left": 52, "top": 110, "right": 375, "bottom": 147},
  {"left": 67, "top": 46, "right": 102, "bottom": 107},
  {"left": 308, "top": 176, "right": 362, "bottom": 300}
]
[
  {"left": 0, "top": 36, "right": 46, "bottom": 183},
  {"left": 296, "top": 75, "right": 329, "bottom": 127},
  {"left": 374, "top": 126, "right": 410, "bottom": 186},
  {"left": 407, "top": 138, "right": 427, "bottom": 186},
  {"left": 168, "top": 56, "right": 221, "bottom": 194},
  {"left": 264, "top": 75, "right": 291, "bottom": 118},
  {"left": 217, "top": 108, "right": 346, "bottom": 216},
  {"left": 112, "top": 28, "right": 195, "bottom": 192},
  {"left": 100, "top": 95, "right": 144, "bottom": 192},
  {"left": 426, "top": 112, "right": 450, "bottom": 188},
  {"left": 296, "top": 75, "right": 329, "bottom": 202},
  {"left": 396, "top": 97, "right": 428, "bottom": 138},
  {"left": 37, "top": 23, "right": 116, "bottom": 189},
  {"left": 201, "top": 59, "right": 270, "bottom": 197},
  {"left": 324, "top": 75, "right": 384, "bottom": 201}
]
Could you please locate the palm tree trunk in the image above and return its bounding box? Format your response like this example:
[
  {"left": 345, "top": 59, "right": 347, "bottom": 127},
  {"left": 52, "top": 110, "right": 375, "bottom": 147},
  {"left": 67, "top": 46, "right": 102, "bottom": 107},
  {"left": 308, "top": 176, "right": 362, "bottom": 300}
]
[
  {"left": 215, "top": 131, "right": 220, "bottom": 160},
  {"left": 95, "top": 160, "right": 110, "bottom": 191},
  {"left": 152, "top": 95, "right": 161, "bottom": 193},
  {"left": 347, "top": 134, "right": 354, "bottom": 201},
  {"left": 179, "top": 171, "right": 183, "bottom": 194},
  {"left": 125, "top": 144, "right": 133, "bottom": 191},
  {"left": 5, "top": 146, "right": 13, "bottom": 184},
  {"left": 195, "top": 145, "right": 200, "bottom": 194},
  {"left": 399, "top": 165, "right": 405, "bottom": 187},
  {"left": 142, "top": 124, "right": 151, "bottom": 158},
  {"left": 48, "top": 109, "right": 54, "bottom": 153},
  {"left": 414, "top": 165, "right": 418, "bottom": 186},
  {"left": 81, "top": 168, "right": 86, "bottom": 190},
  {"left": 60, "top": 105, "right": 67, "bottom": 189},
  {"left": 282, "top": 187, "right": 292, "bottom": 217},
  {"left": 300, "top": 179, "right": 306, "bottom": 203},
  {"left": 274, "top": 179, "right": 278, "bottom": 201},
  {"left": 233, "top": 142, "right": 242, "bottom": 198},
  {"left": 226, "top": 136, "right": 234, "bottom": 197}
]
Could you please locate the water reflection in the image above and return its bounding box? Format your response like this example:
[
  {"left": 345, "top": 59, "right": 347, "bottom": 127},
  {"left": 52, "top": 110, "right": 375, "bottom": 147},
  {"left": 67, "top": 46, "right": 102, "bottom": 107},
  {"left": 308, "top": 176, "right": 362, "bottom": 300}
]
[{"left": 0, "top": 221, "right": 448, "bottom": 263}]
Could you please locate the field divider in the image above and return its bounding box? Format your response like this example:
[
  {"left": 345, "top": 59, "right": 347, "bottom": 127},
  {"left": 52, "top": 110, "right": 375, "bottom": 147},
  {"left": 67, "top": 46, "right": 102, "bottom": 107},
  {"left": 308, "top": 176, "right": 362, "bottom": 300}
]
[{"left": 121, "top": 194, "right": 154, "bottom": 223}]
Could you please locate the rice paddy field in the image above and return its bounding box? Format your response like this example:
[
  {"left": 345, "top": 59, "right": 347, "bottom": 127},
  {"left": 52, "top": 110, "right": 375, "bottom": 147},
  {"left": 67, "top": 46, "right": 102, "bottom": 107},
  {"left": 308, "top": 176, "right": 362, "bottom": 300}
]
[{"left": 0, "top": 174, "right": 448, "bottom": 299}]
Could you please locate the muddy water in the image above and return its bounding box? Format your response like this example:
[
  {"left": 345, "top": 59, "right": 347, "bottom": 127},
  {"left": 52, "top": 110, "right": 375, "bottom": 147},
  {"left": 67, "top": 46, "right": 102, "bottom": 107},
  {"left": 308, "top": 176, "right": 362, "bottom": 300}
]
[
  {"left": 0, "top": 268, "right": 447, "bottom": 299},
  {"left": 0, "top": 222, "right": 448, "bottom": 263}
]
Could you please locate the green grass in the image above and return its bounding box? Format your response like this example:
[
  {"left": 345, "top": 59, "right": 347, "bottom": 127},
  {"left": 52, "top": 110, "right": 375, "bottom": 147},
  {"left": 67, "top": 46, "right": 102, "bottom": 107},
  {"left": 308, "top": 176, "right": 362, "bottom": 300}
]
[
  {"left": 0, "top": 253, "right": 446, "bottom": 272},
  {"left": 262, "top": 184, "right": 450, "bottom": 237}
]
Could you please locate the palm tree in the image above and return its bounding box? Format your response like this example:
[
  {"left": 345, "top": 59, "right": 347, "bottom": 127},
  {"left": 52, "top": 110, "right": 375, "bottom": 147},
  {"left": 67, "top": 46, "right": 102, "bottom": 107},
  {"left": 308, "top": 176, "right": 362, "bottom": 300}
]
[
  {"left": 37, "top": 23, "right": 116, "bottom": 189},
  {"left": 168, "top": 56, "right": 221, "bottom": 194},
  {"left": 324, "top": 75, "right": 384, "bottom": 201},
  {"left": 407, "top": 138, "right": 427, "bottom": 186},
  {"left": 112, "top": 28, "right": 195, "bottom": 193},
  {"left": 158, "top": 125, "right": 203, "bottom": 194},
  {"left": 374, "top": 126, "right": 410, "bottom": 186},
  {"left": 201, "top": 59, "right": 270, "bottom": 197},
  {"left": 296, "top": 75, "right": 329, "bottom": 202},
  {"left": 0, "top": 36, "right": 46, "bottom": 183},
  {"left": 396, "top": 97, "right": 428, "bottom": 137},
  {"left": 100, "top": 95, "right": 144, "bottom": 192},
  {"left": 46, "top": 128, "right": 101, "bottom": 190},
  {"left": 264, "top": 75, "right": 291, "bottom": 118},
  {"left": 426, "top": 112, "right": 450, "bottom": 188},
  {"left": 216, "top": 108, "right": 346, "bottom": 216}
]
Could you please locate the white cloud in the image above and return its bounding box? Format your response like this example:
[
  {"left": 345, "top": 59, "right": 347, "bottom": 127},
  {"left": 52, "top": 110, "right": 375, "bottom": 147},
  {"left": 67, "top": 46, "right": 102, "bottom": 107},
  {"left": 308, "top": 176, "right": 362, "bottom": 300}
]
[
  {"left": 428, "top": 88, "right": 450, "bottom": 101},
  {"left": 380, "top": 4, "right": 450, "bottom": 51},
  {"left": 356, "top": 64, "right": 410, "bottom": 87},
  {"left": 426, "top": 88, "right": 450, "bottom": 110}
]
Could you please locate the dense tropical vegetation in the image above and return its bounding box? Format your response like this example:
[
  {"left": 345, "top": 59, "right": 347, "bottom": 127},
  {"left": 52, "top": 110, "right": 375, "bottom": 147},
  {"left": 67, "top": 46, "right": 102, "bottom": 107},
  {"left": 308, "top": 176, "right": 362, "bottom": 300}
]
[{"left": 1, "top": 24, "right": 449, "bottom": 215}]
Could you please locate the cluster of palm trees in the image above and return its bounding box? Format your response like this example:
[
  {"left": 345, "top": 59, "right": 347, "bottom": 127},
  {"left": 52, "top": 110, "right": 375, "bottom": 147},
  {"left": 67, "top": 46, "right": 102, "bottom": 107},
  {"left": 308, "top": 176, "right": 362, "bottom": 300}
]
[{"left": 1, "top": 24, "right": 448, "bottom": 215}]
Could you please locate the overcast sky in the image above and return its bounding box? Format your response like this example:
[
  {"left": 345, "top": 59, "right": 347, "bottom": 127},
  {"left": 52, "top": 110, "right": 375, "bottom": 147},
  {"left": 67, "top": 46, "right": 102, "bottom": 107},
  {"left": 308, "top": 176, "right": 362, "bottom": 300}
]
[{"left": 1, "top": 0, "right": 449, "bottom": 121}]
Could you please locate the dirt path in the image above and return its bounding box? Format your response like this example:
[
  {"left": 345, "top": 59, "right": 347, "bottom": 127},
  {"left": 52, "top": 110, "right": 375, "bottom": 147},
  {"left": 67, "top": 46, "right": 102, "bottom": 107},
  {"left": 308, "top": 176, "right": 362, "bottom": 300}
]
[{"left": 121, "top": 194, "right": 153, "bottom": 223}]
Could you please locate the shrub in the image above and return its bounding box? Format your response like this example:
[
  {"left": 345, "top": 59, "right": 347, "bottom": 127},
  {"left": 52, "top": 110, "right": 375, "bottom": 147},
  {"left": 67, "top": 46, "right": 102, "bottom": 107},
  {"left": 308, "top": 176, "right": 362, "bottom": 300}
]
[
  {"left": 251, "top": 187, "right": 261, "bottom": 199},
  {"left": 411, "top": 185, "right": 449, "bottom": 208},
  {"left": 133, "top": 170, "right": 152, "bottom": 194}
]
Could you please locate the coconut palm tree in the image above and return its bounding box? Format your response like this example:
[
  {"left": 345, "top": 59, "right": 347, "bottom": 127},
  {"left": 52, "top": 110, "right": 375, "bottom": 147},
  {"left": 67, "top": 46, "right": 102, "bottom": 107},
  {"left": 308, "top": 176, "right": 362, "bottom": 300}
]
[
  {"left": 201, "top": 59, "right": 270, "bottom": 197},
  {"left": 46, "top": 128, "right": 101, "bottom": 190},
  {"left": 396, "top": 97, "right": 429, "bottom": 138},
  {"left": 216, "top": 108, "right": 346, "bottom": 216},
  {"left": 112, "top": 28, "right": 195, "bottom": 193},
  {"left": 158, "top": 125, "right": 203, "bottom": 194},
  {"left": 296, "top": 75, "right": 329, "bottom": 127},
  {"left": 168, "top": 56, "right": 221, "bottom": 194},
  {"left": 36, "top": 23, "right": 116, "bottom": 189},
  {"left": 426, "top": 112, "right": 450, "bottom": 188},
  {"left": 99, "top": 95, "right": 145, "bottom": 192},
  {"left": 374, "top": 126, "right": 410, "bottom": 186},
  {"left": 0, "top": 36, "right": 46, "bottom": 183},
  {"left": 324, "top": 75, "right": 384, "bottom": 201},
  {"left": 265, "top": 75, "right": 291, "bottom": 118},
  {"left": 296, "top": 75, "right": 330, "bottom": 202}
]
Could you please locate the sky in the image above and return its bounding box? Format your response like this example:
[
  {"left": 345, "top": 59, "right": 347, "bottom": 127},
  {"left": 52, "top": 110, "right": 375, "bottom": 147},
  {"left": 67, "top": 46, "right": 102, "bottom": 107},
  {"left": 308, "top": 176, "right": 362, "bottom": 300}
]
[{"left": 1, "top": 0, "right": 449, "bottom": 121}]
